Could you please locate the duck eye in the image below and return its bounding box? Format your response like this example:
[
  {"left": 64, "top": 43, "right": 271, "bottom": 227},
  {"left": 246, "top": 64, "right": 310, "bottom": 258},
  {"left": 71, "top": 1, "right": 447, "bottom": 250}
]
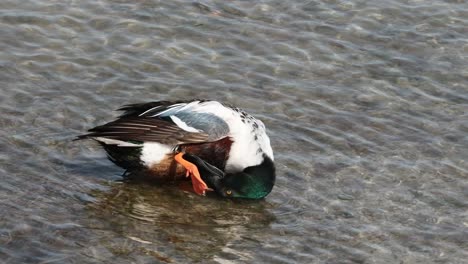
[{"left": 225, "top": 190, "right": 232, "bottom": 196}]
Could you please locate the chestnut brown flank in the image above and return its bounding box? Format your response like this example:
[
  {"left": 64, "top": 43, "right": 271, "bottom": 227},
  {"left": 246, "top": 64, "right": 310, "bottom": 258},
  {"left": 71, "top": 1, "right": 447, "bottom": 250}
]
[{"left": 149, "top": 137, "right": 233, "bottom": 181}]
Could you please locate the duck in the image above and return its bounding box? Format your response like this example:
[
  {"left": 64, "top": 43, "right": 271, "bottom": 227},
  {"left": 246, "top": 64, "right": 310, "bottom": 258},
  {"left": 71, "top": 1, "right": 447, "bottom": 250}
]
[{"left": 77, "top": 100, "right": 275, "bottom": 199}]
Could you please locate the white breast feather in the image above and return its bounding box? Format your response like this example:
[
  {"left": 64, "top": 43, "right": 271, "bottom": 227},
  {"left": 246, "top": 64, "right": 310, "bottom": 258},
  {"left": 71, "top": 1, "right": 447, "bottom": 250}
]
[{"left": 191, "top": 101, "right": 274, "bottom": 172}]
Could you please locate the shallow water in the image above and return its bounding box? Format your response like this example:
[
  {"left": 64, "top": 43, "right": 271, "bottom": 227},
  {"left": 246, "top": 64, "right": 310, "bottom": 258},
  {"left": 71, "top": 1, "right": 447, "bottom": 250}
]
[{"left": 1, "top": 0, "right": 467, "bottom": 263}]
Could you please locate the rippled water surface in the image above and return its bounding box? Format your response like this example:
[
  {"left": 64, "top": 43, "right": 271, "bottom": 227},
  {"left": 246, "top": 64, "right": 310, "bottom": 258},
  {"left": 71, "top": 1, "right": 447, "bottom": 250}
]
[{"left": 1, "top": 0, "right": 467, "bottom": 263}]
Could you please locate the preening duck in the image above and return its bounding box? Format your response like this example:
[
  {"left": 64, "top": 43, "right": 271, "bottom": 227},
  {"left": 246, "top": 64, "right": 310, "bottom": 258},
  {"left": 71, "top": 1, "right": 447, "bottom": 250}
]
[{"left": 77, "top": 100, "right": 275, "bottom": 199}]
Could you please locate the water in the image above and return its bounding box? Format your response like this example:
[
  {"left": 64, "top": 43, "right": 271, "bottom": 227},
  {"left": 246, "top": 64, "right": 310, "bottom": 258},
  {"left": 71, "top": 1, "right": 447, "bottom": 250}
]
[{"left": 1, "top": 0, "right": 467, "bottom": 263}]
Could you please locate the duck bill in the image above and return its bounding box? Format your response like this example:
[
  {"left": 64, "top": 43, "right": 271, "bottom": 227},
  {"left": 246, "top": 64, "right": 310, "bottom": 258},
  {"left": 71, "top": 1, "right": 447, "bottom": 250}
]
[{"left": 181, "top": 153, "right": 225, "bottom": 193}]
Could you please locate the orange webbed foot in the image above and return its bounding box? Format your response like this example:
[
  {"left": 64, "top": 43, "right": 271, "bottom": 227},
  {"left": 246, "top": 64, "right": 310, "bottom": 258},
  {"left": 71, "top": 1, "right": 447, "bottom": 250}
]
[{"left": 174, "top": 153, "right": 212, "bottom": 195}]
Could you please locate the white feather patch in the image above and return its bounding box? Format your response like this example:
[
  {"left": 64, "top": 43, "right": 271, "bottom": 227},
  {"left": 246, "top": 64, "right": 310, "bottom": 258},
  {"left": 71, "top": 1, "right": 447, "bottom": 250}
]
[
  {"left": 140, "top": 142, "right": 173, "bottom": 167},
  {"left": 94, "top": 137, "right": 141, "bottom": 147},
  {"left": 170, "top": 116, "right": 200, "bottom": 132}
]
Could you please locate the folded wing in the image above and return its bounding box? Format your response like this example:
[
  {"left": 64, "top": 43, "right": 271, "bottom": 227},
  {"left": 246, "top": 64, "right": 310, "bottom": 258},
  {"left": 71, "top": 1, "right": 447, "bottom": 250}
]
[{"left": 78, "top": 100, "right": 231, "bottom": 146}]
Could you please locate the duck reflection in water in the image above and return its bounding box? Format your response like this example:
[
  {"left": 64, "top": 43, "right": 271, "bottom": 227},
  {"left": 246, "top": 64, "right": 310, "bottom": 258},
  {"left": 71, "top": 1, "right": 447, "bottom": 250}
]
[{"left": 81, "top": 179, "right": 275, "bottom": 262}]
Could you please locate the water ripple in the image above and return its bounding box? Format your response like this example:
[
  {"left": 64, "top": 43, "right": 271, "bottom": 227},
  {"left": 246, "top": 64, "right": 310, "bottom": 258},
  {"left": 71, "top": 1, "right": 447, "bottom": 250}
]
[{"left": 0, "top": 0, "right": 467, "bottom": 263}]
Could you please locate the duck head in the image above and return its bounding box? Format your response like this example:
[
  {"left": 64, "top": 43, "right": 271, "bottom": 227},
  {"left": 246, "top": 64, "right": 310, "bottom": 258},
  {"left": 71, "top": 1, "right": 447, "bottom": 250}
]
[{"left": 182, "top": 153, "right": 275, "bottom": 199}]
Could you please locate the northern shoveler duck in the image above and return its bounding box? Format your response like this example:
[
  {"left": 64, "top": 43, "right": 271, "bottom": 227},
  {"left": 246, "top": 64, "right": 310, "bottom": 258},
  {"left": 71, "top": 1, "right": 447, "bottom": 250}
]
[{"left": 77, "top": 100, "right": 275, "bottom": 199}]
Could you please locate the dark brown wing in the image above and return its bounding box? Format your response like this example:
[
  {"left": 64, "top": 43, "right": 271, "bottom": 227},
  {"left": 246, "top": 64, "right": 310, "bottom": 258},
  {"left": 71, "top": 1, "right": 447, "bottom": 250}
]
[
  {"left": 77, "top": 117, "right": 210, "bottom": 145},
  {"left": 117, "top": 101, "right": 184, "bottom": 118},
  {"left": 117, "top": 100, "right": 208, "bottom": 118}
]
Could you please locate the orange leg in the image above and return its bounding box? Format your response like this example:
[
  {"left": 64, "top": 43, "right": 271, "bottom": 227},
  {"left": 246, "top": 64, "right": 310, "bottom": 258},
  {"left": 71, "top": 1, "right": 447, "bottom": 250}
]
[{"left": 174, "top": 153, "right": 211, "bottom": 195}]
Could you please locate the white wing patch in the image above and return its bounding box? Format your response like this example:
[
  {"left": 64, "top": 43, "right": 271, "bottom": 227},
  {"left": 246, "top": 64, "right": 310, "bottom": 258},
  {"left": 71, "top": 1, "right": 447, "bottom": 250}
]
[
  {"left": 94, "top": 137, "right": 141, "bottom": 147},
  {"left": 170, "top": 116, "right": 200, "bottom": 133}
]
